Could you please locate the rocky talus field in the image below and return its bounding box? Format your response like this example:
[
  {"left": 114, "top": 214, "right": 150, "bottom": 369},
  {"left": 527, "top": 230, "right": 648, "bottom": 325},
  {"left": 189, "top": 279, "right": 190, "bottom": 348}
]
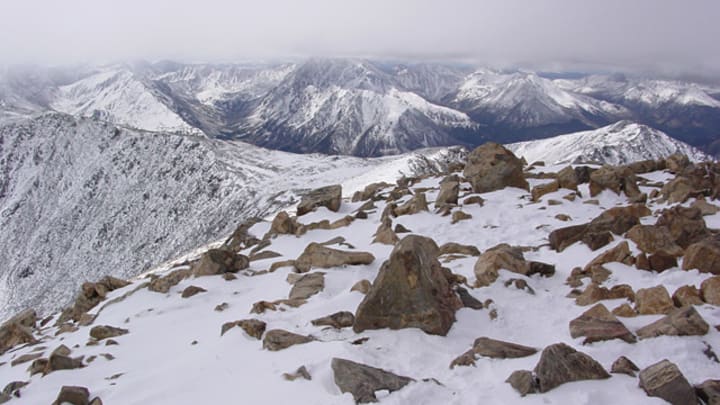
[{"left": 1, "top": 144, "right": 719, "bottom": 404}]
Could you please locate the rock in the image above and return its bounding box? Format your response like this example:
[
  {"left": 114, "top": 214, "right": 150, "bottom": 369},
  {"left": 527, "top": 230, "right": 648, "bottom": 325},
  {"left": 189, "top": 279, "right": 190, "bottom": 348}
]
[
  {"left": 295, "top": 243, "right": 375, "bottom": 273},
  {"left": 637, "top": 306, "right": 710, "bottom": 339},
  {"left": 439, "top": 242, "right": 480, "bottom": 256},
  {"left": 612, "top": 303, "right": 637, "bottom": 317},
  {"left": 473, "top": 244, "right": 528, "bottom": 287},
  {"left": 639, "top": 360, "right": 697, "bottom": 405},
  {"left": 531, "top": 180, "right": 559, "bottom": 201},
  {"left": 372, "top": 221, "right": 399, "bottom": 245},
  {"left": 584, "top": 241, "right": 634, "bottom": 272},
  {"left": 451, "top": 210, "right": 472, "bottom": 224},
  {"left": 352, "top": 182, "right": 391, "bottom": 202},
  {"left": 52, "top": 386, "right": 90, "bottom": 405},
  {"left": 470, "top": 337, "right": 537, "bottom": 359},
  {"left": 693, "top": 199, "right": 720, "bottom": 216},
  {"left": 192, "top": 249, "right": 249, "bottom": 277},
  {"left": 2, "top": 381, "right": 28, "bottom": 400},
  {"left": 701, "top": 276, "right": 720, "bottom": 305},
  {"left": 582, "top": 231, "right": 614, "bottom": 251},
  {"left": 506, "top": 370, "right": 538, "bottom": 396},
  {"left": 549, "top": 224, "right": 588, "bottom": 252},
  {"left": 283, "top": 365, "right": 312, "bottom": 381},
  {"left": 5, "top": 309, "right": 36, "bottom": 328},
  {"left": 250, "top": 298, "right": 306, "bottom": 314},
  {"left": 647, "top": 252, "right": 678, "bottom": 272},
  {"left": 249, "top": 250, "right": 282, "bottom": 262},
  {"left": 589, "top": 165, "right": 641, "bottom": 198},
  {"left": 557, "top": 166, "right": 579, "bottom": 190},
  {"left": 222, "top": 217, "right": 261, "bottom": 252},
  {"left": 611, "top": 356, "right": 639, "bottom": 376},
  {"left": 555, "top": 214, "right": 572, "bottom": 222},
  {"left": 673, "top": 285, "right": 703, "bottom": 307},
  {"left": 331, "top": 358, "right": 413, "bottom": 404},
  {"left": 455, "top": 287, "right": 484, "bottom": 309},
  {"left": 181, "top": 285, "right": 206, "bottom": 298},
  {"left": 590, "top": 204, "right": 650, "bottom": 234},
  {"left": 311, "top": 311, "right": 355, "bottom": 329},
  {"left": 662, "top": 177, "right": 695, "bottom": 203},
  {"left": 626, "top": 225, "right": 684, "bottom": 256},
  {"left": 221, "top": 319, "right": 266, "bottom": 339},
  {"left": 463, "top": 143, "right": 529, "bottom": 193},
  {"left": 463, "top": 195, "right": 485, "bottom": 206},
  {"left": 666, "top": 153, "right": 691, "bottom": 173},
  {"left": 533, "top": 343, "right": 610, "bottom": 393},
  {"left": 354, "top": 235, "right": 462, "bottom": 336},
  {"left": 297, "top": 185, "right": 342, "bottom": 216},
  {"left": 576, "top": 283, "right": 625, "bottom": 306},
  {"left": 683, "top": 239, "right": 720, "bottom": 274},
  {"left": 350, "top": 280, "right": 371, "bottom": 294},
  {"left": 47, "top": 353, "right": 84, "bottom": 372},
  {"left": 628, "top": 159, "right": 665, "bottom": 174},
  {"left": 0, "top": 317, "right": 37, "bottom": 355},
  {"left": 148, "top": 268, "right": 191, "bottom": 293},
  {"left": 89, "top": 325, "right": 128, "bottom": 341},
  {"left": 696, "top": 380, "right": 720, "bottom": 405},
  {"left": 435, "top": 180, "right": 459, "bottom": 207},
  {"left": 58, "top": 276, "right": 131, "bottom": 323},
  {"left": 569, "top": 303, "right": 636, "bottom": 344},
  {"left": 394, "top": 192, "right": 429, "bottom": 216},
  {"left": 269, "top": 211, "right": 300, "bottom": 235},
  {"left": 10, "top": 352, "right": 42, "bottom": 367},
  {"left": 262, "top": 329, "right": 313, "bottom": 351},
  {"left": 394, "top": 223, "right": 411, "bottom": 233},
  {"left": 656, "top": 205, "right": 708, "bottom": 248},
  {"left": 288, "top": 272, "right": 325, "bottom": 300},
  {"left": 635, "top": 286, "right": 674, "bottom": 315}
]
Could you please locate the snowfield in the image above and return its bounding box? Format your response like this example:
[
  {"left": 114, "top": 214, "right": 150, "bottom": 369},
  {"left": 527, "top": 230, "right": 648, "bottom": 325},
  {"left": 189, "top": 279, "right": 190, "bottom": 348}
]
[{"left": 1, "top": 161, "right": 718, "bottom": 404}]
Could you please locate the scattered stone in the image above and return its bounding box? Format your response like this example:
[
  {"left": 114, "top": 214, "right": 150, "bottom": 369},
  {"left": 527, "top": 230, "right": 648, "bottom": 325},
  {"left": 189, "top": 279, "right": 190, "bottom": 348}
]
[
  {"left": 626, "top": 225, "right": 683, "bottom": 256},
  {"left": 262, "top": 329, "right": 313, "bottom": 351},
  {"left": 192, "top": 249, "right": 249, "bottom": 277},
  {"left": 557, "top": 166, "right": 580, "bottom": 190},
  {"left": 89, "top": 325, "right": 129, "bottom": 341},
  {"left": 350, "top": 280, "right": 371, "bottom": 294},
  {"left": 47, "top": 352, "right": 84, "bottom": 372},
  {"left": 439, "top": 242, "right": 480, "bottom": 256},
  {"left": 463, "top": 195, "right": 485, "bottom": 206},
  {"left": 352, "top": 182, "right": 391, "bottom": 202},
  {"left": 638, "top": 360, "right": 697, "bottom": 405},
  {"left": 555, "top": 214, "right": 572, "bottom": 222},
  {"left": 589, "top": 165, "right": 640, "bottom": 198},
  {"left": 214, "top": 302, "right": 229, "bottom": 312},
  {"left": 683, "top": 239, "right": 720, "bottom": 274},
  {"left": 506, "top": 370, "right": 538, "bottom": 396},
  {"left": 0, "top": 317, "right": 37, "bottom": 355},
  {"left": 471, "top": 337, "right": 537, "bottom": 359},
  {"left": 531, "top": 180, "right": 559, "bottom": 201},
  {"left": 221, "top": 319, "right": 266, "bottom": 339},
  {"left": 435, "top": 179, "right": 459, "bottom": 207},
  {"left": 249, "top": 250, "right": 282, "bottom": 262},
  {"left": 701, "top": 276, "right": 720, "bottom": 305},
  {"left": 269, "top": 211, "right": 300, "bottom": 235},
  {"left": 57, "top": 276, "right": 131, "bottom": 323},
  {"left": 656, "top": 205, "right": 708, "bottom": 248},
  {"left": 288, "top": 272, "right": 325, "bottom": 300},
  {"left": 549, "top": 224, "right": 588, "bottom": 252},
  {"left": 455, "top": 287, "right": 484, "bottom": 309},
  {"left": 297, "top": 185, "right": 342, "bottom": 216},
  {"left": 105, "top": 340, "right": 118, "bottom": 346},
  {"left": 148, "top": 268, "right": 191, "bottom": 293},
  {"left": 354, "top": 235, "right": 462, "bottom": 336},
  {"left": 222, "top": 217, "right": 261, "bottom": 252},
  {"left": 394, "top": 192, "right": 429, "bottom": 216},
  {"left": 612, "top": 303, "right": 637, "bottom": 317},
  {"left": 611, "top": 356, "right": 639, "bottom": 377},
  {"left": 10, "top": 352, "right": 42, "bottom": 367},
  {"left": 451, "top": 210, "right": 472, "bottom": 224},
  {"left": 463, "top": 143, "right": 529, "bottom": 193},
  {"left": 672, "top": 285, "right": 703, "bottom": 307},
  {"left": 283, "top": 365, "right": 312, "bottom": 381},
  {"left": 635, "top": 286, "right": 674, "bottom": 315},
  {"left": 695, "top": 379, "right": 720, "bottom": 405},
  {"left": 473, "top": 244, "right": 527, "bottom": 287},
  {"left": 692, "top": 199, "right": 720, "bottom": 216},
  {"left": 372, "top": 220, "right": 399, "bottom": 245},
  {"left": 394, "top": 223, "right": 411, "bottom": 233},
  {"left": 311, "top": 311, "right": 355, "bottom": 329},
  {"left": 52, "top": 386, "right": 90, "bottom": 405},
  {"left": 181, "top": 285, "right": 206, "bottom": 298},
  {"left": 331, "top": 357, "right": 413, "bottom": 404},
  {"left": 534, "top": 343, "right": 610, "bottom": 393},
  {"left": 250, "top": 298, "right": 307, "bottom": 314},
  {"left": 637, "top": 306, "right": 710, "bottom": 339},
  {"left": 294, "top": 243, "right": 375, "bottom": 273},
  {"left": 569, "top": 303, "right": 636, "bottom": 344},
  {"left": 582, "top": 231, "right": 614, "bottom": 251}
]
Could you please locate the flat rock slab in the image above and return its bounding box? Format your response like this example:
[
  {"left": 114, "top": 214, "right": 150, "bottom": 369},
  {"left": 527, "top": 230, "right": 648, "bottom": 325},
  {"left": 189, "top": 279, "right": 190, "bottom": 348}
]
[
  {"left": 311, "top": 311, "right": 355, "bottom": 329},
  {"left": 288, "top": 272, "right": 325, "bottom": 300},
  {"left": 637, "top": 306, "right": 709, "bottom": 339},
  {"left": 331, "top": 357, "right": 414, "bottom": 404},
  {"left": 534, "top": 343, "right": 610, "bottom": 393},
  {"left": 297, "top": 184, "right": 342, "bottom": 216},
  {"left": 569, "top": 303, "right": 636, "bottom": 344},
  {"left": 472, "top": 337, "right": 538, "bottom": 359},
  {"left": 639, "top": 360, "right": 697, "bottom": 405},
  {"left": 89, "top": 325, "right": 128, "bottom": 341},
  {"left": 295, "top": 243, "right": 375, "bottom": 273}
]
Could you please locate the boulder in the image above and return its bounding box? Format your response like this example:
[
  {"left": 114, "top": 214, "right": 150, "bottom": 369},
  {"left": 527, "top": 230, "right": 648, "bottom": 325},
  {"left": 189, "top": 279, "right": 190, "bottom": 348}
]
[
  {"left": 549, "top": 224, "right": 588, "bottom": 252},
  {"left": 463, "top": 143, "right": 529, "bottom": 193},
  {"left": 296, "top": 185, "right": 342, "bottom": 216},
  {"left": 394, "top": 192, "right": 429, "bottom": 216},
  {"left": 372, "top": 221, "right": 399, "bottom": 245},
  {"left": 683, "top": 239, "right": 720, "bottom": 274},
  {"left": 295, "top": 243, "right": 375, "bottom": 273},
  {"left": 471, "top": 337, "right": 537, "bottom": 359},
  {"left": 533, "top": 343, "right": 610, "bottom": 393},
  {"left": 639, "top": 360, "right": 697, "bottom": 405},
  {"left": 647, "top": 252, "right": 678, "bottom": 272},
  {"left": 557, "top": 166, "right": 579, "bottom": 190},
  {"left": 354, "top": 235, "right": 462, "bottom": 336},
  {"left": 611, "top": 356, "right": 639, "bottom": 377},
  {"left": 531, "top": 181, "right": 560, "bottom": 201},
  {"left": 589, "top": 165, "right": 641, "bottom": 198},
  {"left": 221, "top": 319, "right": 266, "bottom": 339},
  {"left": 696, "top": 380, "right": 720, "bottom": 405},
  {"left": 656, "top": 205, "right": 708, "bottom": 248},
  {"left": 665, "top": 153, "right": 691, "bottom": 173},
  {"left": 47, "top": 353, "right": 84, "bottom": 372},
  {"left": 288, "top": 272, "right": 325, "bottom": 300},
  {"left": 435, "top": 180, "right": 459, "bottom": 207},
  {"left": 569, "top": 303, "right": 636, "bottom": 344},
  {"left": 582, "top": 231, "right": 614, "bottom": 251},
  {"left": 439, "top": 242, "right": 480, "bottom": 257},
  {"left": 701, "top": 276, "right": 720, "bottom": 305},
  {"left": 52, "top": 386, "right": 90, "bottom": 405},
  {"left": 58, "top": 276, "right": 131, "bottom": 322},
  {"left": 637, "top": 306, "right": 709, "bottom": 339},
  {"left": 673, "top": 285, "right": 703, "bottom": 307},
  {"left": 331, "top": 358, "right": 414, "bottom": 404},
  {"left": 661, "top": 177, "right": 696, "bottom": 203},
  {"left": 148, "top": 268, "right": 191, "bottom": 293},
  {"left": 262, "top": 329, "right": 313, "bottom": 351},
  {"left": 352, "top": 182, "right": 391, "bottom": 202},
  {"left": 473, "top": 244, "right": 528, "bottom": 287},
  {"left": 506, "top": 370, "right": 538, "bottom": 397},
  {"left": 584, "top": 241, "right": 634, "bottom": 272},
  {"left": 222, "top": 217, "right": 261, "bottom": 252},
  {"left": 626, "top": 225, "right": 684, "bottom": 256},
  {"left": 0, "top": 315, "right": 38, "bottom": 355},
  {"left": 693, "top": 199, "right": 720, "bottom": 216},
  {"left": 89, "top": 325, "right": 128, "bottom": 341},
  {"left": 635, "top": 286, "right": 674, "bottom": 315},
  {"left": 590, "top": 204, "right": 650, "bottom": 234},
  {"left": 181, "top": 285, "right": 206, "bottom": 298},
  {"left": 192, "top": 249, "right": 249, "bottom": 277},
  {"left": 311, "top": 311, "right": 355, "bottom": 329},
  {"left": 612, "top": 303, "right": 637, "bottom": 318},
  {"left": 350, "top": 280, "right": 372, "bottom": 294},
  {"left": 269, "top": 211, "right": 300, "bottom": 235},
  {"left": 455, "top": 287, "right": 484, "bottom": 309},
  {"left": 451, "top": 210, "right": 472, "bottom": 224}
]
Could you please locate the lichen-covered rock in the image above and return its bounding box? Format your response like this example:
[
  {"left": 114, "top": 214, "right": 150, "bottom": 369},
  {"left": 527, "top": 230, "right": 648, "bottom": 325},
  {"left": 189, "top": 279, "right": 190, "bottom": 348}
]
[
  {"left": 354, "top": 235, "right": 462, "bottom": 336},
  {"left": 463, "top": 143, "right": 529, "bottom": 193},
  {"left": 638, "top": 360, "right": 697, "bottom": 405}
]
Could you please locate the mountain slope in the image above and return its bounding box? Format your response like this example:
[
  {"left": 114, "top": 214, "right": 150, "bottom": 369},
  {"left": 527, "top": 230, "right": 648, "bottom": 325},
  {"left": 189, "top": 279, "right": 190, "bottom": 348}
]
[
  {"left": 0, "top": 113, "right": 464, "bottom": 319},
  {"left": 507, "top": 121, "right": 709, "bottom": 165}
]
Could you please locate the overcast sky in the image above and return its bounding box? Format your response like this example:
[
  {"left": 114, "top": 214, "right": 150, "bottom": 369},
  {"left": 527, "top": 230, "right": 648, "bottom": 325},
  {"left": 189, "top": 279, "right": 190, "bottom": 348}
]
[{"left": 1, "top": 0, "right": 718, "bottom": 76}]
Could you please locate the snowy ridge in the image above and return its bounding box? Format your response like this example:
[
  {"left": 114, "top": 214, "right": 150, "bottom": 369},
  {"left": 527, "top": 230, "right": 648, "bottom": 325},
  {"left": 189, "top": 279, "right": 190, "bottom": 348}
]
[{"left": 507, "top": 121, "right": 710, "bottom": 165}]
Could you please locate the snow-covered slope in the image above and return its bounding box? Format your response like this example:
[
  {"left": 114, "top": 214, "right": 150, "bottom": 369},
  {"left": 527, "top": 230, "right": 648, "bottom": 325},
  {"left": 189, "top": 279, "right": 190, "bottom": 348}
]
[
  {"left": 50, "top": 68, "right": 202, "bottom": 135},
  {"left": 0, "top": 113, "right": 464, "bottom": 320},
  {"left": 507, "top": 121, "right": 710, "bottom": 165},
  {"left": 1, "top": 156, "right": 719, "bottom": 404}
]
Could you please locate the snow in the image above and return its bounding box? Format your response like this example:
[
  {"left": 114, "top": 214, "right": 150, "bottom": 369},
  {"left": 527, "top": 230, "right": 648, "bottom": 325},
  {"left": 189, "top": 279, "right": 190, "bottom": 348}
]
[{"left": 2, "top": 163, "right": 719, "bottom": 404}]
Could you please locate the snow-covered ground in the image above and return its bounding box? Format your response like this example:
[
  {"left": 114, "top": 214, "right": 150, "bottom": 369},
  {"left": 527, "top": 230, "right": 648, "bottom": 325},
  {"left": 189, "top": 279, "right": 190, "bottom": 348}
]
[{"left": 2, "top": 162, "right": 718, "bottom": 404}]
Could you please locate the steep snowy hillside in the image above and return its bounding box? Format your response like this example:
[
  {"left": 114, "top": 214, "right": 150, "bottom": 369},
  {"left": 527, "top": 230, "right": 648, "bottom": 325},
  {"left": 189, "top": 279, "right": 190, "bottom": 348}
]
[
  {"left": 1, "top": 147, "right": 719, "bottom": 404},
  {"left": 0, "top": 113, "right": 464, "bottom": 320},
  {"left": 237, "top": 59, "right": 477, "bottom": 156},
  {"left": 50, "top": 68, "right": 202, "bottom": 135},
  {"left": 507, "top": 121, "right": 709, "bottom": 165}
]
